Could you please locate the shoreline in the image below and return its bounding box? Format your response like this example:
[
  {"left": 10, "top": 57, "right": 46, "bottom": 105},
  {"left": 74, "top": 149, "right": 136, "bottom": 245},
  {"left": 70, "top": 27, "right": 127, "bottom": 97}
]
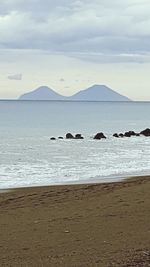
[
  {"left": 1, "top": 173, "right": 150, "bottom": 192},
  {"left": 0, "top": 175, "right": 150, "bottom": 266}
]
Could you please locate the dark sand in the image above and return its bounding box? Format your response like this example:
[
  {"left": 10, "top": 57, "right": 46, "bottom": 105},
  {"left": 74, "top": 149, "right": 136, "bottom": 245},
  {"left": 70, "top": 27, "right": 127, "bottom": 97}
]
[{"left": 0, "top": 176, "right": 150, "bottom": 267}]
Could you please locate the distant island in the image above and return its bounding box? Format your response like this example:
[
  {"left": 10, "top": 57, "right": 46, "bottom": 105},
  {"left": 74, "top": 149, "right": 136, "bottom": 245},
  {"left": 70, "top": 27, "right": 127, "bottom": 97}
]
[{"left": 19, "top": 84, "right": 131, "bottom": 101}]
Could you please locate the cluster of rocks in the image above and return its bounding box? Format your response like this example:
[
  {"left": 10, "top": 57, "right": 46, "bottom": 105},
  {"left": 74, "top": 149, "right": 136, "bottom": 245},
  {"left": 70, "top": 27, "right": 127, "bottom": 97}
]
[
  {"left": 113, "top": 131, "right": 139, "bottom": 138},
  {"left": 50, "top": 133, "right": 84, "bottom": 140},
  {"left": 66, "top": 133, "right": 84, "bottom": 139},
  {"left": 113, "top": 128, "right": 150, "bottom": 138},
  {"left": 50, "top": 132, "right": 106, "bottom": 140},
  {"left": 50, "top": 128, "right": 150, "bottom": 141}
]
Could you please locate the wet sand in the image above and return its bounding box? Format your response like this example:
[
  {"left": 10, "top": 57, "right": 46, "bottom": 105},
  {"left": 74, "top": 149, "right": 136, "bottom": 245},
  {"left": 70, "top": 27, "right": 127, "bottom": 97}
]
[{"left": 0, "top": 176, "right": 150, "bottom": 266}]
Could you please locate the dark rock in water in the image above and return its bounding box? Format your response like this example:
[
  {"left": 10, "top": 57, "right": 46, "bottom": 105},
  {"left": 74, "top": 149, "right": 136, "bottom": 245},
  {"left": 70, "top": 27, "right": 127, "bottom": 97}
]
[
  {"left": 124, "top": 131, "right": 137, "bottom": 137},
  {"left": 119, "top": 133, "right": 124, "bottom": 138},
  {"left": 113, "top": 133, "right": 119, "bottom": 138},
  {"left": 50, "top": 137, "right": 56, "bottom": 140},
  {"left": 140, "top": 128, "right": 150, "bottom": 136},
  {"left": 124, "top": 132, "right": 131, "bottom": 137},
  {"left": 94, "top": 132, "right": 106, "bottom": 140},
  {"left": 136, "top": 133, "right": 140, "bottom": 136},
  {"left": 58, "top": 136, "right": 63, "bottom": 139},
  {"left": 66, "top": 133, "right": 74, "bottom": 139},
  {"left": 75, "top": 134, "right": 84, "bottom": 139},
  {"left": 124, "top": 132, "right": 130, "bottom": 137},
  {"left": 131, "top": 131, "right": 137, "bottom": 136}
]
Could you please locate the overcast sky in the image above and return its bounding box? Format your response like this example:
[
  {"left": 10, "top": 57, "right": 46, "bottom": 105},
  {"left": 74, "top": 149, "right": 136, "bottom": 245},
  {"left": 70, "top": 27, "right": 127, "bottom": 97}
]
[{"left": 0, "top": 0, "right": 150, "bottom": 100}]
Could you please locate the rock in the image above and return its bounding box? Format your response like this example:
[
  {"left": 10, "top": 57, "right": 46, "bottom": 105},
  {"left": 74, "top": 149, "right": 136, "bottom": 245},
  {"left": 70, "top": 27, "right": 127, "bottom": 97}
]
[
  {"left": 66, "top": 133, "right": 74, "bottom": 139},
  {"left": 124, "top": 131, "right": 137, "bottom": 137},
  {"left": 136, "top": 133, "right": 140, "bottom": 136},
  {"left": 64, "top": 230, "right": 70, "bottom": 233},
  {"left": 124, "top": 131, "right": 131, "bottom": 137},
  {"left": 94, "top": 132, "right": 106, "bottom": 140},
  {"left": 140, "top": 128, "right": 150, "bottom": 137},
  {"left": 130, "top": 131, "right": 137, "bottom": 136},
  {"left": 50, "top": 137, "right": 56, "bottom": 140},
  {"left": 113, "top": 133, "right": 119, "bottom": 138},
  {"left": 119, "top": 133, "right": 124, "bottom": 138},
  {"left": 58, "top": 136, "right": 63, "bottom": 139},
  {"left": 75, "top": 134, "right": 84, "bottom": 139}
]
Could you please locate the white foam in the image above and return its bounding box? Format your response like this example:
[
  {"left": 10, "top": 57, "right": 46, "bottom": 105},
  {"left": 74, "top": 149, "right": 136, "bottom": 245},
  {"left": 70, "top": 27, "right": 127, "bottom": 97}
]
[{"left": 0, "top": 136, "right": 150, "bottom": 189}]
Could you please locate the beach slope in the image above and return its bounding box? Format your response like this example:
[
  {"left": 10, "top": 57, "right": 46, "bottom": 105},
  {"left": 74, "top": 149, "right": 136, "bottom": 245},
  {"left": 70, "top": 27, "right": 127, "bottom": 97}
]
[{"left": 0, "top": 176, "right": 150, "bottom": 266}]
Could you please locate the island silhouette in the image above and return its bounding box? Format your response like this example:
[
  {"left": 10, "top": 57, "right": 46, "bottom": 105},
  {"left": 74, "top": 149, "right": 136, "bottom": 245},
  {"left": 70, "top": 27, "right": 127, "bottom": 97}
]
[{"left": 19, "top": 84, "right": 131, "bottom": 101}]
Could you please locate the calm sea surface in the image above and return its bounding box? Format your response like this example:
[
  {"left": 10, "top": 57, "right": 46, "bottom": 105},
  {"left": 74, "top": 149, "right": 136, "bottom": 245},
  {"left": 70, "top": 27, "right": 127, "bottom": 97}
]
[{"left": 0, "top": 101, "right": 150, "bottom": 189}]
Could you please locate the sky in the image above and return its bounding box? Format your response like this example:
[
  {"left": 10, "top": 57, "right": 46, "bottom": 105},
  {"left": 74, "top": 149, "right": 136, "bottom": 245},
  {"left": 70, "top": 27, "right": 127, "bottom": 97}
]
[{"left": 0, "top": 0, "right": 150, "bottom": 100}]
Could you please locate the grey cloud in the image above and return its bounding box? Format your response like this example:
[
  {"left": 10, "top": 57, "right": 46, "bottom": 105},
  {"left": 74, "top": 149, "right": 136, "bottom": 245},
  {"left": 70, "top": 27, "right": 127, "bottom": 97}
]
[
  {"left": 73, "top": 52, "right": 150, "bottom": 64},
  {"left": 1, "top": 0, "right": 150, "bottom": 63},
  {"left": 8, "top": 73, "right": 22, "bottom": 80}
]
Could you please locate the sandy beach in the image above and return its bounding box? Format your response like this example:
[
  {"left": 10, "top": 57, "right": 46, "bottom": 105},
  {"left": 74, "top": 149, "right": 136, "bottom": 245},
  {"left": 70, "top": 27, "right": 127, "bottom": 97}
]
[{"left": 0, "top": 176, "right": 150, "bottom": 267}]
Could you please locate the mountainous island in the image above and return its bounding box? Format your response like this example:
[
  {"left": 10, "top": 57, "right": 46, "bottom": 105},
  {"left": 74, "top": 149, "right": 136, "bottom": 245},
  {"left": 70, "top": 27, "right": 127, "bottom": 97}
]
[{"left": 19, "top": 84, "right": 131, "bottom": 101}]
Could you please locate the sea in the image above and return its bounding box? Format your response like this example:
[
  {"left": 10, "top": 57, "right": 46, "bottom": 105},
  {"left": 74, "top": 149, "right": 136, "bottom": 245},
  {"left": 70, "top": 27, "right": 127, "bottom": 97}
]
[{"left": 0, "top": 100, "right": 150, "bottom": 189}]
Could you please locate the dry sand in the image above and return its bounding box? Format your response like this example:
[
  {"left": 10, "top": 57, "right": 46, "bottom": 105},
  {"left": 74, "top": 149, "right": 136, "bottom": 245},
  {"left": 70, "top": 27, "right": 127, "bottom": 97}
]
[{"left": 0, "top": 176, "right": 150, "bottom": 266}]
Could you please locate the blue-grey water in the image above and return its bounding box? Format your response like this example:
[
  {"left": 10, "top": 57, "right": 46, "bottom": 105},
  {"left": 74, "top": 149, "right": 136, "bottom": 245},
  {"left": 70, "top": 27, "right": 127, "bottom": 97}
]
[{"left": 0, "top": 101, "right": 150, "bottom": 189}]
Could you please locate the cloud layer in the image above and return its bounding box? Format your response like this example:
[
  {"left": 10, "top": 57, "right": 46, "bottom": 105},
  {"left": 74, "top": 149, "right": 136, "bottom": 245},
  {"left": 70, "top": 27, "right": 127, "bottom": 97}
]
[{"left": 0, "top": 0, "right": 150, "bottom": 62}]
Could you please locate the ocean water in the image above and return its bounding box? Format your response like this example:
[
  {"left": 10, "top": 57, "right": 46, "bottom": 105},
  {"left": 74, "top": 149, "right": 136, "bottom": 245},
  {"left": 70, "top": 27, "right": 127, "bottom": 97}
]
[{"left": 0, "top": 100, "right": 150, "bottom": 189}]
